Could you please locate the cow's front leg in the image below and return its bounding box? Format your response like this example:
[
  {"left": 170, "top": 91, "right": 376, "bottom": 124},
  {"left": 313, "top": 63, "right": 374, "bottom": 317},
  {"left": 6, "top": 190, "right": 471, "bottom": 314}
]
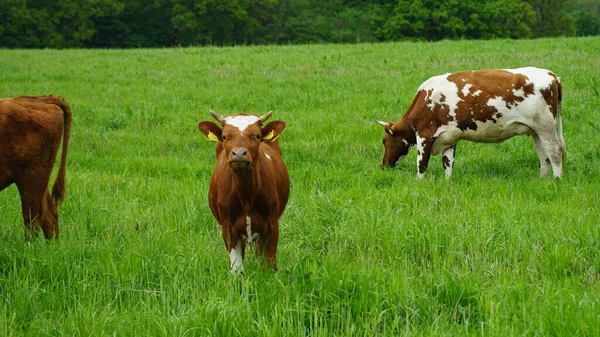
[
  {"left": 223, "top": 226, "right": 245, "bottom": 274},
  {"left": 416, "top": 134, "right": 434, "bottom": 179},
  {"left": 261, "top": 221, "right": 279, "bottom": 272},
  {"left": 442, "top": 145, "right": 456, "bottom": 179}
]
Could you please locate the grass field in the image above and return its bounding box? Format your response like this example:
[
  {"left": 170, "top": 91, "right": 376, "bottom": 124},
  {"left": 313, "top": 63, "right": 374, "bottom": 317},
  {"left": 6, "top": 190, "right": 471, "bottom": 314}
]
[{"left": 1, "top": 37, "right": 600, "bottom": 336}]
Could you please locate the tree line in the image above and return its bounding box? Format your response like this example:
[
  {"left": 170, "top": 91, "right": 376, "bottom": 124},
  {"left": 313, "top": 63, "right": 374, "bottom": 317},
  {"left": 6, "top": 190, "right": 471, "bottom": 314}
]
[{"left": 0, "top": 0, "right": 598, "bottom": 48}]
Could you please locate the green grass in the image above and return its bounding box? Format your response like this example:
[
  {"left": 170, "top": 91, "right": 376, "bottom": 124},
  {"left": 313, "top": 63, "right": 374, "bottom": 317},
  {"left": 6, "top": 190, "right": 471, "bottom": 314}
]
[{"left": 1, "top": 37, "right": 600, "bottom": 336}]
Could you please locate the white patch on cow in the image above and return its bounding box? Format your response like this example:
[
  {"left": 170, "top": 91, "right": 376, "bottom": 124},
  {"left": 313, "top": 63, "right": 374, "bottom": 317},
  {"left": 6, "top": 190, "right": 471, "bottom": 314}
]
[
  {"left": 461, "top": 83, "right": 473, "bottom": 96},
  {"left": 472, "top": 90, "right": 482, "bottom": 97},
  {"left": 265, "top": 153, "right": 272, "bottom": 161},
  {"left": 512, "top": 87, "right": 526, "bottom": 98},
  {"left": 504, "top": 67, "right": 556, "bottom": 93},
  {"left": 419, "top": 73, "right": 461, "bottom": 118},
  {"left": 224, "top": 115, "right": 261, "bottom": 133},
  {"left": 229, "top": 240, "right": 244, "bottom": 274}
]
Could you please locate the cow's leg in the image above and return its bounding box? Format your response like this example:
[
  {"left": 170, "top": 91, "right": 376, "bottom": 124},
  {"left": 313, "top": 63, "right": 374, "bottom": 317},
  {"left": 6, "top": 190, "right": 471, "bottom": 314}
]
[
  {"left": 15, "top": 171, "right": 59, "bottom": 240},
  {"left": 442, "top": 145, "right": 456, "bottom": 179},
  {"left": 229, "top": 236, "right": 245, "bottom": 274},
  {"left": 222, "top": 226, "right": 244, "bottom": 274},
  {"left": 16, "top": 182, "right": 46, "bottom": 240},
  {"left": 532, "top": 133, "right": 552, "bottom": 177},
  {"left": 535, "top": 132, "right": 563, "bottom": 178},
  {"left": 261, "top": 222, "right": 279, "bottom": 271},
  {"left": 416, "top": 135, "right": 434, "bottom": 179}
]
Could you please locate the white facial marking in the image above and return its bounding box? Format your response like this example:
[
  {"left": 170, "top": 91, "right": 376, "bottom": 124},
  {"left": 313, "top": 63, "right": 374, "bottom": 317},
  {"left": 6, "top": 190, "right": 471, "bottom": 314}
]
[
  {"left": 224, "top": 115, "right": 261, "bottom": 133},
  {"left": 265, "top": 153, "right": 272, "bottom": 161},
  {"left": 229, "top": 240, "right": 244, "bottom": 274}
]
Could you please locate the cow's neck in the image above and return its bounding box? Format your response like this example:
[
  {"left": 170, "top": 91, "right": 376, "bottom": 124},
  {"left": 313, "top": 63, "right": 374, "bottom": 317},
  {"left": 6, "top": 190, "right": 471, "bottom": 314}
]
[
  {"left": 396, "top": 119, "right": 417, "bottom": 145},
  {"left": 233, "top": 173, "right": 257, "bottom": 208}
]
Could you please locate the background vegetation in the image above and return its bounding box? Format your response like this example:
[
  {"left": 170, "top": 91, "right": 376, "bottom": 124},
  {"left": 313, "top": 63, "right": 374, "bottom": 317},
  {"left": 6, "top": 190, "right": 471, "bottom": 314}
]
[
  {"left": 1, "top": 37, "right": 600, "bottom": 335},
  {"left": 1, "top": 0, "right": 599, "bottom": 48}
]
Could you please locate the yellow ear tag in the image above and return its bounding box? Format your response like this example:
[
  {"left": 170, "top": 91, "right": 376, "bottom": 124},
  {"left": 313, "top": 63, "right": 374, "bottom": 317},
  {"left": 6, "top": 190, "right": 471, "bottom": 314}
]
[
  {"left": 263, "top": 129, "right": 275, "bottom": 141},
  {"left": 387, "top": 129, "right": 394, "bottom": 136},
  {"left": 207, "top": 131, "right": 219, "bottom": 142}
]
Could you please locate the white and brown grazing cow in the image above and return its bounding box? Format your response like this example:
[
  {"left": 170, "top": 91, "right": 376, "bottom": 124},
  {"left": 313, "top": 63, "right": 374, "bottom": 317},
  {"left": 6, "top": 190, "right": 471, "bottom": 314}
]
[
  {"left": 198, "top": 111, "right": 289, "bottom": 273},
  {"left": 376, "top": 67, "right": 566, "bottom": 178},
  {"left": 0, "top": 95, "right": 72, "bottom": 239}
]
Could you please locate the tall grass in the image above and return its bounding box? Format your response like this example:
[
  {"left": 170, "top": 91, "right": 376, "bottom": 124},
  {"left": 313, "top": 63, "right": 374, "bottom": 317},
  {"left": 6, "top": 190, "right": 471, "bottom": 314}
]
[{"left": 1, "top": 37, "right": 599, "bottom": 336}]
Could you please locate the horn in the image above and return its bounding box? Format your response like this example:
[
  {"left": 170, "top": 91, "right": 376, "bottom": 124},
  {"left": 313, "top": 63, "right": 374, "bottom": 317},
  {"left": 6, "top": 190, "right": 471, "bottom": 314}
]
[
  {"left": 259, "top": 111, "right": 273, "bottom": 123},
  {"left": 209, "top": 110, "right": 225, "bottom": 124},
  {"left": 375, "top": 120, "right": 389, "bottom": 127}
]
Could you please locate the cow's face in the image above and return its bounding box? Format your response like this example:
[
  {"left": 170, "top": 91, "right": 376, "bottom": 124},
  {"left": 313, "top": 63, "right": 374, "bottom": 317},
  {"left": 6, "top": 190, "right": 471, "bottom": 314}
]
[
  {"left": 376, "top": 121, "right": 411, "bottom": 168},
  {"left": 199, "top": 111, "right": 285, "bottom": 176}
]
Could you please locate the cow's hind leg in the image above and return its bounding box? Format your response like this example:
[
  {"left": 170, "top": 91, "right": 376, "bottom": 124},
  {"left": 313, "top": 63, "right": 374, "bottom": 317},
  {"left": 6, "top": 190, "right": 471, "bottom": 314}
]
[
  {"left": 531, "top": 133, "right": 552, "bottom": 177},
  {"left": 442, "top": 145, "right": 456, "bottom": 179},
  {"left": 16, "top": 181, "right": 58, "bottom": 240}
]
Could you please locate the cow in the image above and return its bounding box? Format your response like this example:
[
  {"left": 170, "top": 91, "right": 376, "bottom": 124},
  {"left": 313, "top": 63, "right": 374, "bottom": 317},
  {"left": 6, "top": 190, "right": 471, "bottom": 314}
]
[
  {"left": 0, "top": 95, "right": 72, "bottom": 239},
  {"left": 376, "top": 67, "right": 566, "bottom": 179},
  {"left": 198, "top": 110, "right": 289, "bottom": 274}
]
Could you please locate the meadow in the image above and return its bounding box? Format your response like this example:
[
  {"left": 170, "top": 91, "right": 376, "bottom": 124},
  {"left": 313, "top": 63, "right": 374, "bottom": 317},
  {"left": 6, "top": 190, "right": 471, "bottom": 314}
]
[{"left": 1, "top": 37, "right": 599, "bottom": 336}]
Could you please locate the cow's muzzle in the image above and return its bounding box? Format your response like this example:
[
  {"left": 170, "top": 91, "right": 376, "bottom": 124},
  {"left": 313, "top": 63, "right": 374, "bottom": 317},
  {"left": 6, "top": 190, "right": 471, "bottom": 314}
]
[{"left": 229, "top": 148, "right": 252, "bottom": 174}]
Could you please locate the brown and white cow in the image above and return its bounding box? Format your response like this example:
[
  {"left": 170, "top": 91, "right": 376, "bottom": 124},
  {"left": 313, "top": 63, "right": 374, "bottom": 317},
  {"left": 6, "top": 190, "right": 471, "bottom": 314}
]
[
  {"left": 0, "top": 95, "right": 72, "bottom": 239},
  {"left": 198, "top": 111, "right": 289, "bottom": 273},
  {"left": 376, "top": 67, "right": 566, "bottom": 178}
]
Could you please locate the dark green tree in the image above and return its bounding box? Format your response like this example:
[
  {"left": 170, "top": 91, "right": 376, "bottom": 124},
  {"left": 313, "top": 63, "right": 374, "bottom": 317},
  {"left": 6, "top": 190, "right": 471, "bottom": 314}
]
[
  {"left": 526, "top": 0, "right": 576, "bottom": 37},
  {"left": 571, "top": 0, "right": 600, "bottom": 36},
  {"left": 381, "top": 0, "right": 535, "bottom": 41}
]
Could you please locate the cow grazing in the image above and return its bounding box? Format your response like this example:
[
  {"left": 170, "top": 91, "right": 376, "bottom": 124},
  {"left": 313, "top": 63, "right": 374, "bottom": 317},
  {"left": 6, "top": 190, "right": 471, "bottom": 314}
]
[
  {"left": 376, "top": 67, "right": 566, "bottom": 179},
  {"left": 0, "top": 95, "right": 72, "bottom": 239},
  {"left": 198, "top": 111, "right": 289, "bottom": 273}
]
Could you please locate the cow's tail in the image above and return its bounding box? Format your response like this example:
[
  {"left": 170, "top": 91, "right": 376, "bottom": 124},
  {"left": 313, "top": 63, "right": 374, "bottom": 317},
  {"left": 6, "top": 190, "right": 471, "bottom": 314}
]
[
  {"left": 43, "top": 95, "right": 72, "bottom": 205},
  {"left": 556, "top": 81, "right": 566, "bottom": 162}
]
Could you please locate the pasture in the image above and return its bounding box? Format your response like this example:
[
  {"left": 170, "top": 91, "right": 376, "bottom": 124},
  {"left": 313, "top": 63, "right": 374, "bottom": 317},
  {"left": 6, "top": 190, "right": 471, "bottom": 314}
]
[{"left": 1, "top": 37, "right": 599, "bottom": 336}]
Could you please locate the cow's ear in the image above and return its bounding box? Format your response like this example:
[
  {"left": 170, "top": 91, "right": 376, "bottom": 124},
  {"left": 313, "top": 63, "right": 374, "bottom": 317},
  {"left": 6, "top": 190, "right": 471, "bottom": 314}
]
[
  {"left": 262, "top": 121, "right": 286, "bottom": 142},
  {"left": 198, "top": 121, "right": 222, "bottom": 142},
  {"left": 375, "top": 120, "right": 395, "bottom": 136}
]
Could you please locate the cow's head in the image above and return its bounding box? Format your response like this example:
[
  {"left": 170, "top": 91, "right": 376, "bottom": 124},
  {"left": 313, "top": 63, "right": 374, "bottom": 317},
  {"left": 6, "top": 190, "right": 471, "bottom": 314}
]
[
  {"left": 198, "top": 111, "right": 285, "bottom": 175},
  {"left": 375, "top": 120, "right": 413, "bottom": 168}
]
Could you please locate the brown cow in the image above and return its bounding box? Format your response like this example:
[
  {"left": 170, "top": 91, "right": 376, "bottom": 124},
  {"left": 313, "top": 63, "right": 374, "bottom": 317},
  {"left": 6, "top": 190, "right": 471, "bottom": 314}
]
[
  {"left": 198, "top": 111, "right": 289, "bottom": 273},
  {"left": 376, "top": 67, "right": 566, "bottom": 178},
  {"left": 0, "top": 95, "right": 72, "bottom": 239}
]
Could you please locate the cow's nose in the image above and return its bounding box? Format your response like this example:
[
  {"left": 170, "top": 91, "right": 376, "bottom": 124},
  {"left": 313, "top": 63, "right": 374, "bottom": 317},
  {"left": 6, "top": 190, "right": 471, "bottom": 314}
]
[{"left": 231, "top": 148, "right": 248, "bottom": 159}]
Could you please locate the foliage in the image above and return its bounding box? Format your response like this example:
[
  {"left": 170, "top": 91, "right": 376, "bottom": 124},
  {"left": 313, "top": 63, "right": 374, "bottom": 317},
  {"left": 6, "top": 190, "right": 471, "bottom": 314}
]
[
  {"left": 0, "top": 0, "right": 595, "bottom": 48},
  {"left": 381, "top": 0, "right": 536, "bottom": 40},
  {"left": 572, "top": 0, "right": 600, "bottom": 36},
  {"left": 526, "top": 0, "right": 576, "bottom": 37}
]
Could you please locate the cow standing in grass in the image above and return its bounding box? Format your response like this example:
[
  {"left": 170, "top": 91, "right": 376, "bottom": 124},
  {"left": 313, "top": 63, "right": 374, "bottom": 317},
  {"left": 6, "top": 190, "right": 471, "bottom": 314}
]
[
  {"left": 376, "top": 67, "right": 566, "bottom": 178},
  {"left": 198, "top": 111, "right": 289, "bottom": 273},
  {"left": 0, "top": 95, "right": 72, "bottom": 239}
]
